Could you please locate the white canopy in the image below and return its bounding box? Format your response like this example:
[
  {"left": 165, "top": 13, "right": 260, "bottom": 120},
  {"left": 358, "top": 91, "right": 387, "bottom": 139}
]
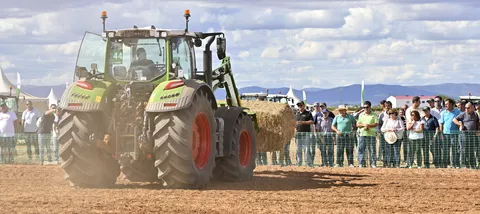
[
  {"left": 286, "top": 85, "right": 302, "bottom": 107},
  {"left": 47, "top": 88, "right": 58, "bottom": 106}
]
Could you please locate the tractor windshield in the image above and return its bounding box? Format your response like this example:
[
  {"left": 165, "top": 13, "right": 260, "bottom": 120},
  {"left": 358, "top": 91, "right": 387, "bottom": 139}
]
[{"left": 108, "top": 38, "right": 167, "bottom": 81}]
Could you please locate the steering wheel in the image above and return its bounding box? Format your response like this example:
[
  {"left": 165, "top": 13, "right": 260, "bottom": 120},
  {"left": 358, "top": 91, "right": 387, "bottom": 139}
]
[{"left": 86, "top": 73, "right": 104, "bottom": 80}]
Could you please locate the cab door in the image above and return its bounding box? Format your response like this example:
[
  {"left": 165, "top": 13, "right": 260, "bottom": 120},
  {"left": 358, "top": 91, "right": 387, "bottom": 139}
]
[{"left": 73, "top": 32, "right": 107, "bottom": 82}]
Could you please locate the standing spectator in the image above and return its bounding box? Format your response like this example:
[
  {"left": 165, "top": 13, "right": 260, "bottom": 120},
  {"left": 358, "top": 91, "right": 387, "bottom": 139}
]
[
  {"left": 405, "top": 96, "right": 423, "bottom": 166},
  {"left": 431, "top": 96, "right": 445, "bottom": 120},
  {"left": 332, "top": 105, "right": 357, "bottom": 167},
  {"left": 378, "top": 101, "right": 392, "bottom": 164},
  {"left": 456, "top": 100, "right": 467, "bottom": 168},
  {"left": 453, "top": 102, "right": 479, "bottom": 169},
  {"left": 381, "top": 109, "right": 404, "bottom": 168},
  {"left": 21, "top": 100, "right": 41, "bottom": 162},
  {"left": 357, "top": 101, "right": 378, "bottom": 168},
  {"left": 52, "top": 107, "right": 63, "bottom": 164},
  {"left": 295, "top": 101, "right": 314, "bottom": 167},
  {"left": 407, "top": 110, "right": 425, "bottom": 168},
  {"left": 439, "top": 98, "right": 461, "bottom": 168},
  {"left": 352, "top": 108, "right": 365, "bottom": 150},
  {"left": 314, "top": 109, "right": 334, "bottom": 167},
  {"left": 398, "top": 108, "right": 408, "bottom": 164},
  {"left": 0, "top": 101, "right": 17, "bottom": 164},
  {"left": 309, "top": 102, "right": 322, "bottom": 165},
  {"left": 427, "top": 98, "right": 441, "bottom": 120},
  {"left": 422, "top": 106, "right": 440, "bottom": 168},
  {"left": 37, "top": 104, "right": 57, "bottom": 165}
]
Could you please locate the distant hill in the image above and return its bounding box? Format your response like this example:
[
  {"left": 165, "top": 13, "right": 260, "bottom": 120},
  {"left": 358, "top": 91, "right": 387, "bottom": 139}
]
[
  {"left": 20, "top": 83, "right": 475, "bottom": 107},
  {"left": 215, "top": 83, "right": 471, "bottom": 106},
  {"left": 21, "top": 85, "right": 66, "bottom": 99}
]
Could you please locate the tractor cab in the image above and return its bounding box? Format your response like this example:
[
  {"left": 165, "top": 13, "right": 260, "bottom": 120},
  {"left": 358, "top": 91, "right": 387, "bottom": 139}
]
[{"left": 73, "top": 10, "right": 226, "bottom": 88}]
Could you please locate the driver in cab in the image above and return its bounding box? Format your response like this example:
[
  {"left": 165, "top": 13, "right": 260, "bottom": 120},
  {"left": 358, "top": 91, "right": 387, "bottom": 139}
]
[
  {"left": 129, "top": 48, "right": 155, "bottom": 80},
  {"left": 131, "top": 48, "right": 154, "bottom": 67}
]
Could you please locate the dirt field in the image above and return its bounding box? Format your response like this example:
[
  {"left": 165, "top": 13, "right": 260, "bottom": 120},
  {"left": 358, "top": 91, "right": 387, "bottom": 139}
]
[{"left": 0, "top": 165, "right": 479, "bottom": 213}]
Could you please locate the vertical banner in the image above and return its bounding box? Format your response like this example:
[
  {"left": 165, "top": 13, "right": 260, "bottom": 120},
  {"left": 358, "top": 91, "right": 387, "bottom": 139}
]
[
  {"left": 302, "top": 90, "right": 307, "bottom": 104},
  {"left": 16, "top": 72, "right": 21, "bottom": 97},
  {"left": 361, "top": 80, "right": 365, "bottom": 105}
]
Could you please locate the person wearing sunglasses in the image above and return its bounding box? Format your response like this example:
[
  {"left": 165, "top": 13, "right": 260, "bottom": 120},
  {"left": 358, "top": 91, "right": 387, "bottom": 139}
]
[
  {"left": 295, "top": 101, "right": 314, "bottom": 167},
  {"left": 356, "top": 101, "right": 379, "bottom": 168}
]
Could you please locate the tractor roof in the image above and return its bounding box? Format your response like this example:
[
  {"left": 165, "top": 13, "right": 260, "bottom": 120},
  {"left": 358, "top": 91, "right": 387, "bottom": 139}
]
[{"left": 105, "top": 28, "right": 198, "bottom": 38}]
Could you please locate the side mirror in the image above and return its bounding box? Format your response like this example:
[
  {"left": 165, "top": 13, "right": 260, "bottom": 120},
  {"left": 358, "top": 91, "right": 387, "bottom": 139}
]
[
  {"left": 216, "top": 37, "right": 226, "bottom": 60},
  {"left": 91, "top": 63, "right": 98, "bottom": 71},
  {"left": 75, "top": 66, "right": 90, "bottom": 79},
  {"left": 194, "top": 38, "right": 202, "bottom": 47}
]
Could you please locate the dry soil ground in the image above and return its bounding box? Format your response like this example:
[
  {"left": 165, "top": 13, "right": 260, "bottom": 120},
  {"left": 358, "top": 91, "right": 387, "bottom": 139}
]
[{"left": 0, "top": 165, "right": 479, "bottom": 214}]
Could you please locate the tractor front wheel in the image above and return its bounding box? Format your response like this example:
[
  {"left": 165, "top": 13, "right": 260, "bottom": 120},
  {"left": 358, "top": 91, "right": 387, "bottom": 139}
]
[
  {"left": 213, "top": 113, "right": 257, "bottom": 182},
  {"left": 153, "top": 91, "right": 216, "bottom": 189},
  {"left": 58, "top": 112, "right": 120, "bottom": 188}
]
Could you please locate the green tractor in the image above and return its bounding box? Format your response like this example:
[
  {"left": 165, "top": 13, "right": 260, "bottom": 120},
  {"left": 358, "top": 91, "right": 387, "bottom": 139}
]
[{"left": 57, "top": 10, "right": 257, "bottom": 189}]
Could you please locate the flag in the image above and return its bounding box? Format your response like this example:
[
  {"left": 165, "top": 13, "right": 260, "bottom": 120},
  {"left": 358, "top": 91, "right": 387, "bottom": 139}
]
[
  {"left": 302, "top": 90, "right": 307, "bottom": 103},
  {"left": 361, "top": 80, "right": 365, "bottom": 105},
  {"left": 16, "top": 72, "right": 21, "bottom": 97}
]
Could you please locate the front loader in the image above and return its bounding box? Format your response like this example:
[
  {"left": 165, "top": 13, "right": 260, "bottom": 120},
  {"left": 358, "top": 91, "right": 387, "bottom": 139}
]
[{"left": 57, "top": 10, "right": 257, "bottom": 189}]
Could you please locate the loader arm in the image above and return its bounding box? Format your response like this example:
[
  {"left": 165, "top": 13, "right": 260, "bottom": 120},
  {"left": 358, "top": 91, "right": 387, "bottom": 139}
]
[
  {"left": 211, "top": 56, "right": 259, "bottom": 132},
  {"left": 211, "top": 56, "right": 242, "bottom": 108}
]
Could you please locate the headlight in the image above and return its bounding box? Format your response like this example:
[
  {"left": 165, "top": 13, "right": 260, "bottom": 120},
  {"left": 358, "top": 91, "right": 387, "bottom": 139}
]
[
  {"left": 160, "top": 32, "right": 167, "bottom": 37},
  {"left": 108, "top": 32, "right": 115, "bottom": 38},
  {"left": 154, "top": 31, "right": 160, "bottom": 37}
]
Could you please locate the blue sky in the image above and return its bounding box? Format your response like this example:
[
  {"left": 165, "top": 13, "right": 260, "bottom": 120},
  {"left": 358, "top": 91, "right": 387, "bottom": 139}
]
[{"left": 1, "top": 0, "right": 480, "bottom": 89}]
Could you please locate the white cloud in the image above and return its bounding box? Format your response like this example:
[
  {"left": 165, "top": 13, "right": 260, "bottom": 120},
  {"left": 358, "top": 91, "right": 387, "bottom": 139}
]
[{"left": 1, "top": 0, "right": 480, "bottom": 89}]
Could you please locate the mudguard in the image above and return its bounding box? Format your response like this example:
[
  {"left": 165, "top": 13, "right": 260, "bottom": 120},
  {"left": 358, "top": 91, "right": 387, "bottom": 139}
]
[
  {"left": 58, "top": 80, "right": 114, "bottom": 112},
  {"left": 145, "top": 79, "right": 217, "bottom": 112},
  {"left": 215, "top": 106, "right": 250, "bottom": 157}
]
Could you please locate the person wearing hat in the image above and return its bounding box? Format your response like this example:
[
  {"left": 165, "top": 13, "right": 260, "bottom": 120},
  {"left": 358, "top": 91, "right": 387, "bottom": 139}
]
[
  {"left": 331, "top": 104, "right": 357, "bottom": 167},
  {"left": 295, "top": 100, "right": 314, "bottom": 167},
  {"left": 0, "top": 100, "right": 18, "bottom": 164},
  {"left": 422, "top": 106, "right": 439, "bottom": 168},
  {"left": 381, "top": 109, "right": 404, "bottom": 168},
  {"left": 318, "top": 102, "right": 335, "bottom": 119},
  {"left": 21, "top": 100, "right": 41, "bottom": 162}
]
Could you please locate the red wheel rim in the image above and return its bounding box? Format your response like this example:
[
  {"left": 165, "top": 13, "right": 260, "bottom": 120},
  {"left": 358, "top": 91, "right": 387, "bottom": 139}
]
[
  {"left": 192, "top": 112, "right": 211, "bottom": 169},
  {"left": 239, "top": 130, "right": 252, "bottom": 167}
]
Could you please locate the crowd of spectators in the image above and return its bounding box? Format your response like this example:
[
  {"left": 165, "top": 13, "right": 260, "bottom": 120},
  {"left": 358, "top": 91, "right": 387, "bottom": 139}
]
[
  {"left": 0, "top": 100, "right": 62, "bottom": 165},
  {"left": 262, "top": 96, "right": 480, "bottom": 169}
]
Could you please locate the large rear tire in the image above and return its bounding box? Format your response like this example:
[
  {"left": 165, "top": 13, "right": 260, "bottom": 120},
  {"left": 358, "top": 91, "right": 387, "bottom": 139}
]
[
  {"left": 213, "top": 113, "right": 257, "bottom": 182},
  {"left": 58, "top": 112, "right": 120, "bottom": 188},
  {"left": 153, "top": 91, "right": 216, "bottom": 189}
]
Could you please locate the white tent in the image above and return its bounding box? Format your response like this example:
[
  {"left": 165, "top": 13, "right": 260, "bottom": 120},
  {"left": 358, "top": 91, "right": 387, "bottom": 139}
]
[
  {"left": 0, "top": 66, "right": 49, "bottom": 112},
  {"left": 286, "top": 85, "right": 302, "bottom": 107},
  {"left": 47, "top": 88, "right": 58, "bottom": 106}
]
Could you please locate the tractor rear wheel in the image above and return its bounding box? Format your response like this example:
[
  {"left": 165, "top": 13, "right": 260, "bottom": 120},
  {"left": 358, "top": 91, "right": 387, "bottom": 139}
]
[
  {"left": 153, "top": 91, "right": 216, "bottom": 189},
  {"left": 213, "top": 113, "right": 257, "bottom": 182},
  {"left": 58, "top": 112, "right": 120, "bottom": 188}
]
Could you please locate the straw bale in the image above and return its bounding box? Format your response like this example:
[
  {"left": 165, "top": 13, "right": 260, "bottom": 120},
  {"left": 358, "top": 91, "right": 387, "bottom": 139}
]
[{"left": 241, "top": 100, "right": 296, "bottom": 152}]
